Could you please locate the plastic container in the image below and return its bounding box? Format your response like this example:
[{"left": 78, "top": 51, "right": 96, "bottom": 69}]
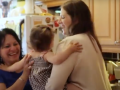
[
  {"left": 114, "top": 66, "right": 120, "bottom": 79},
  {"left": 118, "top": 80, "right": 120, "bottom": 86},
  {"left": 25, "top": 0, "right": 34, "bottom": 14}
]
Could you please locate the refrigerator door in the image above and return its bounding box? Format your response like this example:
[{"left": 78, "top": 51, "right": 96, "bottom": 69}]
[
  {"left": 21, "top": 15, "right": 31, "bottom": 55},
  {"left": 29, "top": 15, "right": 60, "bottom": 52}
]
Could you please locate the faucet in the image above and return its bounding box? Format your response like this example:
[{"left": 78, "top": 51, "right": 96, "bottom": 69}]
[{"left": 109, "top": 61, "right": 118, "bottom": 67}]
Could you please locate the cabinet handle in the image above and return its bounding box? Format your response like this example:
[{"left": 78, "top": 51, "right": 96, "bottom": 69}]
[{"left": 114, "top": 41, "right": 120, "bottom": 45}]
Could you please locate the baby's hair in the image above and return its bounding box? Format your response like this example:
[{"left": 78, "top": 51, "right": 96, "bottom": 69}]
[{"left": 30, "top": 24, "right": 54, "bottom": 52}]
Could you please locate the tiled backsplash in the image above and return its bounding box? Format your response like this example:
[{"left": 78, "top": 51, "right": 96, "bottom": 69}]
[{"left": 103, "top": 53, "right": 120, "bottom": 61}]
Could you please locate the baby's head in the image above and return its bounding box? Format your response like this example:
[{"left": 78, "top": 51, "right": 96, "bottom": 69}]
[{"left": 30, "top": 24, "right": 54, "bottom": 52}]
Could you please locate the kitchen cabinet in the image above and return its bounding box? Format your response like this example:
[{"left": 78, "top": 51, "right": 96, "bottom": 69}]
[
  {"left": 44, "top": 0, "right": 120, "bottom": 53},
  {"left": 43, "top": 0, "right": 69, "bottom": 7},
  {"left": 85, "top": 0, "right": 120, "bottom": 53},
  {"left": 93, "top": 0, "right": 115, "bottom": 45}
]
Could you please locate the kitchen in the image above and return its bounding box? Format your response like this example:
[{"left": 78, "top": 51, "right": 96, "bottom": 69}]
[
  {"left": 0, "top": 0, "right": 120, "bottom": 90},
  {"left": 48, "top": 1, "right": 120, "bottom": 90}
]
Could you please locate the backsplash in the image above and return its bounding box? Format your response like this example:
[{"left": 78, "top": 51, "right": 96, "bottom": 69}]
[
  {"left": 103, "top": 53, "right": 120, "bottom": 61},
  {"left": 103, "top": 53, "right": 120, "bottom": 83}
]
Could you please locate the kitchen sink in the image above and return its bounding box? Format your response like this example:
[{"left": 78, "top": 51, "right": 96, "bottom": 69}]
[{"left": 111, "top": 86, "right": 120, "bottom": 90}]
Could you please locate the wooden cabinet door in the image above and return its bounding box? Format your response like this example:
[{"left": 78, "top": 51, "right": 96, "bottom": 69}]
[
  {"left": 116, "top": 0, "right": 120, "bottom": 45},
  {"left": 83, "top": 0, "right": 90, "bottom": 7},
  {"left": 45, "top": 0, "right": 69, "bottom": 7},
  {"left": 92, "top": 0, "right": 116, "bottom": 45},
  {"left": 83, "top": 0, "right": 93, "bottom": 14}
]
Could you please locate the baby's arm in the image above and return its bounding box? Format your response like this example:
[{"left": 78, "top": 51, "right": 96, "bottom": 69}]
[
  {"left": 0, "top": 54, "right": 29, "bottom": 72},
  {"left": 0, "top": 59, "right": 24, "bottom": 72},
  {"left": 46, "top": 42, "right": 82, "bottom": 65}
]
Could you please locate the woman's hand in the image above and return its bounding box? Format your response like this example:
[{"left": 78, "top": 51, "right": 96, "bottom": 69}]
[{"left": 21, "top": 54, "right": 34, "bottom": 80}]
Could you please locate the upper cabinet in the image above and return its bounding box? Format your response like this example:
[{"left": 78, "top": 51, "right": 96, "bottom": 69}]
[
  {"left": 116, "top": 0, "right": 120, "bottom": 47},
  {"left": 43, "top": 0, "right": 69, "bottom": 7},
  {"left": 44, "top": 0, "right": 120, "bottom": 53},
  {"left": 93, "top": 0, "right": 115, "bottom": 45},
  {"left": 85, "top": 0, "right": 120, "bottom": 53}
]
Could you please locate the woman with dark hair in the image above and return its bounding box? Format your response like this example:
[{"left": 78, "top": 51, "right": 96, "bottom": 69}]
[
  {"left": 45, "top": 0, "right": 112, "bottom": 90},
  {"left": 0, "top": 28, "right": 33, "bottom": 90}
]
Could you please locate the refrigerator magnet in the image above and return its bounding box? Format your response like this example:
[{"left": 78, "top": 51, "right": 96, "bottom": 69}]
[{"left": 45, "top": 17, "right": 51, "bottom": 23}]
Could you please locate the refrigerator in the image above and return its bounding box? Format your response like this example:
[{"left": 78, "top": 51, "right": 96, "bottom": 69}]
[{"left": 0, "top": 15, "right": 63, "bottom": 55}]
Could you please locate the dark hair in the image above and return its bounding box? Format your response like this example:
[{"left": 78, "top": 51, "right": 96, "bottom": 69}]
[
  {"left": 30, "top": 24, "right": 54, "bottom": 52},
  {"left": 0, "top": 28, "right": 23, "bottom": 64},
  {"left": 61, "top": 0, "right": 102, "bottom": 52}
]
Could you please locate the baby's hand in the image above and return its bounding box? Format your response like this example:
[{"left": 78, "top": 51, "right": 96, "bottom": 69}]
[
  {"left": 68, "top": 42, "right": 83, "bottom": 52},
  {"left": 0, "top": 64, "right": 9, "bottom": 71}
]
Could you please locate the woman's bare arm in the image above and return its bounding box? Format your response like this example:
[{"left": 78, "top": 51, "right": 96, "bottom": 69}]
[{"left": 0, "top": 54, "right": 34, "bottom": 90}]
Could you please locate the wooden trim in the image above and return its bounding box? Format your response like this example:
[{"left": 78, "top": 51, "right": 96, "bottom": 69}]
[
  {"left": 116, "top": 0, "right": 120, "bottom": 42},
  {"left": 102, "top": 45, "right": 120, "bottom": 53},
  {"left": 119, "top": 0, "right": 120, "bottom": 40},
  {"left": 114, "top": 0, "right": 116, "bottom": 41},
  {"left": 88, "top": 0, "right": 90, "bottom": 7},
  {"left": 44, "top": 0, "right": 69, "bottom": 7},
  {"left": 109, "top": 0, "right": 111, "bottom": 38},
  {"left": 118, "top": 0, "right": 120, "bottom": 41},
  {"left": 91, "top": 0, "right": 94, "bottom": 21}
]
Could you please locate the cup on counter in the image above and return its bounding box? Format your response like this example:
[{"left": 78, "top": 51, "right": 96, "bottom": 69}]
[{"left": 114, "top": 66, "right": 120, "bottom": 80}]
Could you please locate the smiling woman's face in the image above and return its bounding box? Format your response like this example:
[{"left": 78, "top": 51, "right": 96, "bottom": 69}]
[
  {"left": 60, "top": 7, "right": 72, "bottom": 35},
  {"left": 0, "top": 34, "right": 20, "bottom": 66}
]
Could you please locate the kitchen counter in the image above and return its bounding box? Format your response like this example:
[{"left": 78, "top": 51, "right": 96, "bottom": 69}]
[
  {"left": 111, "top": 83, "right": 120, "bottom": 90},
  {"left": 111, "top": 83, "right": 118, "bottom": 87}
]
